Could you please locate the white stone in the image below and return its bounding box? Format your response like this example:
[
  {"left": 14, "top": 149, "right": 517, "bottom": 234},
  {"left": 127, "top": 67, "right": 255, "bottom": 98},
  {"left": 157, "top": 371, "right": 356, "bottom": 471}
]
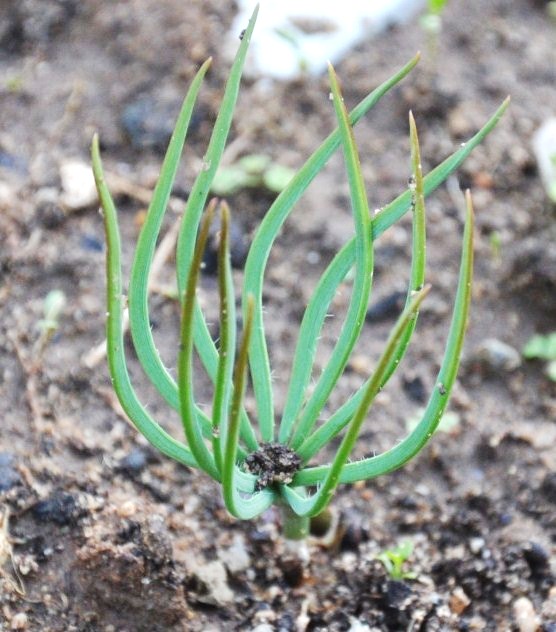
[
  {"left": 219, "top": 535, "right": 251, "bottom": 574},
  {"left": 59, "top": 159, "right": 97, "bottom": 211},
  {"left": 532, "top": 118, "right": 556, "bottom": 202},
  {"left": 229, "top": 0, "right": 425, "bottom": 79},
  {"left": 513, "top": 596, "right": 540, "bottom": 632}
]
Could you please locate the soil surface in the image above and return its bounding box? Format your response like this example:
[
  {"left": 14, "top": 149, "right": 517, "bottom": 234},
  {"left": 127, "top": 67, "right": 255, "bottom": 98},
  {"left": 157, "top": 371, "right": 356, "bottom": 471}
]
[{"left": 1, "top": 1, "right": 555, "bottom": 631}]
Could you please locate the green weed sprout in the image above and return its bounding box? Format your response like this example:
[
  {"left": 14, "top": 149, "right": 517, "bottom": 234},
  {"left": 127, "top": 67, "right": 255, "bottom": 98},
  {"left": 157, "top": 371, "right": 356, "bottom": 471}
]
[
  {"left": 91, "top": 6, "right": 508, "bottom": 539},
  {"left": 420, "top": 0, "right": 449, "bottom": 35},
  {"left": 211, "top": 154, "right": 295, "bottom": 196},
  {"left": 377, "top": 540, "right": 417, "bottom": 581},
  {"left": 36, "top": 289, "right": 66, "bottom": 354},
  {"left": 523, "top": 333, "right": 556, "bottom": 381}
]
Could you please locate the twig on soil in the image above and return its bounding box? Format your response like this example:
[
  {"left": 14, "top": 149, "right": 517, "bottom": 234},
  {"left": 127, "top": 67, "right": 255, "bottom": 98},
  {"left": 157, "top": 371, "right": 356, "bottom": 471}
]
[
  {"left": 9, "top": 332, "right": 48, "bottom": 431},
  {"left": 0, "top": 508, "right": 25, "bottom": 596},
  {"left": 105, "top": 171, "right": 186, "bottom": 215}
]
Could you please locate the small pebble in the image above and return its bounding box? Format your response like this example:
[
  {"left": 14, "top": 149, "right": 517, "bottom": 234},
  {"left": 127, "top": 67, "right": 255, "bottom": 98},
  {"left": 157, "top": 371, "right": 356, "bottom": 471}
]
[
  {"left": 117, "top": 500, "right": 137, "bottom": 519},
  {"left": 186, "top": 558, "right": 233, "bottom": 605},
  {"left": 59, "top": 160, "right": 97, "bottom": 211},
  {"left": 513, "top": 596, "right": 540, "bottom": 632},
  {"left": 473, "top": 338, "right": 522, "bottom": 372},
  {"left": 10, "top": 613, "right": 28, "bottom": 630},
  {"left": 449, "top": 586, "right": 471, "bottom": 615},
  {"left": 523, "top": 542, "right": 549, "bottom": 574},
  {"left": 219, "top": 535, "right": 251, "bottom": 574},
  {"left": 340, "top": 521, "right": 369, "bottom": 552},
  {"left": 276, "top": 613, "right": 295, "bottom": 632},
  {"left": 0, "top": 150, "right": 27, "bottom": 174},
  {"left": 347, "top": 618, "right": 372, "bottom": 632},
  {"left": 121, "top": 95, "right": 201, "bottom": 152},
  {"left": 532, "top": 117, "right": 556, "bottom": 202},
  {"left": 542, "top": 586, "right": 556, "bottom": 621},
  {"left": 80, "top": 234, "right": 104, "bottom": 253},
  {"left": 385, "top": 580, "right": 412, "bottom": 607},
  {"left": 402, "top": 373, "right": 426, "bottom": 403},
  {"left": 118, "top": 448, "right": 148, "bottom": 476},
  {"left": 469, "top": 537, "right": 485, "bottom": 554},
  {"left": 279, "top": 556, "right": 304, "bottom": 588},
  {"left": 250, "top": 625, "right": 274, "bottom": 632},
  {"left": 366, "top": 290, "right": 406, "bottom": 323},
  {"left": 541, "top": 472, "right": 556, "bottom": 503},
  {"left": 0, "top": 453, "right": 22, "bottom": 492},
  {"left": 121, "top": 96, "right": 175, "bottom": 151},
  {"left": 31, "top": 491, "right": 82, "bottom": 526}
]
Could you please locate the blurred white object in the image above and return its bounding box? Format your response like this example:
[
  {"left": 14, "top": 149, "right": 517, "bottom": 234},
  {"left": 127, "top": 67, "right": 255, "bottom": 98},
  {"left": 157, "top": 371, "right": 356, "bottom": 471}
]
[
  {"left": 532, "top": 118, "right": 556, "bottom": 203},
  {"left": 59, "top": 159, "right": 97, "bottom": 211},
  {"left": 229, "top": 0, "right": 425, "bottom": 79}
]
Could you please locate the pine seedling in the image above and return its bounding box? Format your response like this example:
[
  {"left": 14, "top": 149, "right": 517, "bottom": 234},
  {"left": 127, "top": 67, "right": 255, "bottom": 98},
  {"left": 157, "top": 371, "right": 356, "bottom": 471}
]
[{"left": 91, "top": 6, "right": 508, "bottom": 539}]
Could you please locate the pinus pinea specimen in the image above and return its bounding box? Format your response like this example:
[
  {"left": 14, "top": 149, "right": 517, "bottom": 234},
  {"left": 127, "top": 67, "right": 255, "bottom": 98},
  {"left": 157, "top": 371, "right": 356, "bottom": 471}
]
[{"left": 92, "top": 6, "right": 508, "bottom": 539}]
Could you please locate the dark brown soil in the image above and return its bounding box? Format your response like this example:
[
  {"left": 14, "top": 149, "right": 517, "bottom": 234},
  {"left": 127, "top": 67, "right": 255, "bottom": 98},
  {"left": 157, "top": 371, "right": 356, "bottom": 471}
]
[{"left": 0, "top": 1, "right": 555, "bottom": 630}]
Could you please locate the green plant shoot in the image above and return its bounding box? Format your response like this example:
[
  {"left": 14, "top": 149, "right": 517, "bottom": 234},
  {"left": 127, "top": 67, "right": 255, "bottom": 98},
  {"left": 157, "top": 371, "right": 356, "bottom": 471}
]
[
  {"left": 523, "top": 332, "right": 556, "bottom": 381},
  {"left": 91, "top": 5, "right": 509, "bottom": 539},
  {"left": 377, "top": 541, "right": 418, "bottom": 581}
]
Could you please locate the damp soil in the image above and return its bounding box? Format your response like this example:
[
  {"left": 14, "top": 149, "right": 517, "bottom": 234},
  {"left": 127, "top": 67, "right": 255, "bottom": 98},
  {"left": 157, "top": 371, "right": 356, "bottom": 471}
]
[{"left": 0, "top": 1, "right": 555, "bottom": 630}]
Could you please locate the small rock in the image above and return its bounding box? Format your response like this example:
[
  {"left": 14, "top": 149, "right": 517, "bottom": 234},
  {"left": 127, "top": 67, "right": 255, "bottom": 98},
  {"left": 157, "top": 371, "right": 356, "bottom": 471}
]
[
  {"left": 449, "top": 586, "right": 471, "bottom": 615},
  {"left": 36, "top": 187, "right": 65, "bottom": 229},
  {"left": 448, "top": 102, "right": 481, "bottom": 139},
  {"left": 347, "top": 618, "right": 372, "bottom": 632},
  {"left": 0, "top": 453, "right": 22, "bottom": 492},
  {"left": 185, "top": 557, "right": 234, "bottom": 605},
  {"left": 469, "top": 537, "right": 485, "bottom": 554},
  {"left": 116, "top": 500, "right": 137, "bottom": 519},
  {"left": 117, "top": 448, "right": 148, "bottom": 476},
  {"left": 279, "top": 555, "right": 305, "bottom": 588},
  {"left": 276, "top": 613, "right": 296, "bottom": 632},
  {"left": 59, "top": 160, "right": 97, "bottom": 211},
  {"left": 513, "top": 596, "right": 540, "bottom": 632},
  {"left": 121, "top": 95, "right": 201, "bottom": 152},
  {"left": 532, "top": 118, "right": 556, "bottom": 202},
  {"left": 473, "top": 338, "right": 522, "bottom": 372},
  {"left": 251, "top": 625, "right": 274, "bottom": 632},
  {"left": 219, "top": 535, "right": 251, "bottom": 574},
  {"left": 541, "top": 472, "right": 556, "bottom": 503},
  {"left": 385, "top": 580, "right": 412, "bottom": 608},
  {"left": 348, "top": 354, "right": 373, "bottom": 376},
  {"left": 523, "top": 542, "right": 550, "bottom": 574},
  {"left": 202, "top": 214, "right": 249, "bottom": 273},
  {"left": 121, "top": 98, "right": 171, "bottom": 151},
  {"left": 80, "top": 234, "right": 103, "bottom": 253},
  {"left": 542, "top": 586, "right": 556, "bottom": 622},
  {"left": 340, "top": 516, "right": 369, "bottom": 552},
  {"left": 31, "top": 491, "right": 84, "bottom": 526},
  {"left": 402, "top": 373, "right": 426, "bottom": 403},
  {"left": 0, "top": 150, "right": 27, "bottom": 174},
  {"left": 366, "top": 290, "right": 406, "bottom": 323},
  {"left": 251, "top": 623, "right": 274, "bottom": 632},
  {"left": 10, "top": 612, "right": 28, "bottom": 630}
]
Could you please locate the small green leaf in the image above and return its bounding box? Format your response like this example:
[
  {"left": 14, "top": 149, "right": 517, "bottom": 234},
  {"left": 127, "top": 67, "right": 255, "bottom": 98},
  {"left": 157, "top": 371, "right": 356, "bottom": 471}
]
[
  {"left": 523, "top": 333, "right": 556, "bottom": 361},
  {"left": 377, "top": 541, "right": 417, "bottom": 580},
  {"left": 428, "top": 0, "right": 448, "bottom": 14},
  {"left": 240, "top": 154, "right": 270, "bottom": 173},
  {"left": 211, "top": 165, "right": 256, "bottom": 195},
  {"left": 263, "top": 164, "right": 295, "bottom": 192},
  {"left": 38, "top": 289, "right": 66, "bottom": 333}
]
